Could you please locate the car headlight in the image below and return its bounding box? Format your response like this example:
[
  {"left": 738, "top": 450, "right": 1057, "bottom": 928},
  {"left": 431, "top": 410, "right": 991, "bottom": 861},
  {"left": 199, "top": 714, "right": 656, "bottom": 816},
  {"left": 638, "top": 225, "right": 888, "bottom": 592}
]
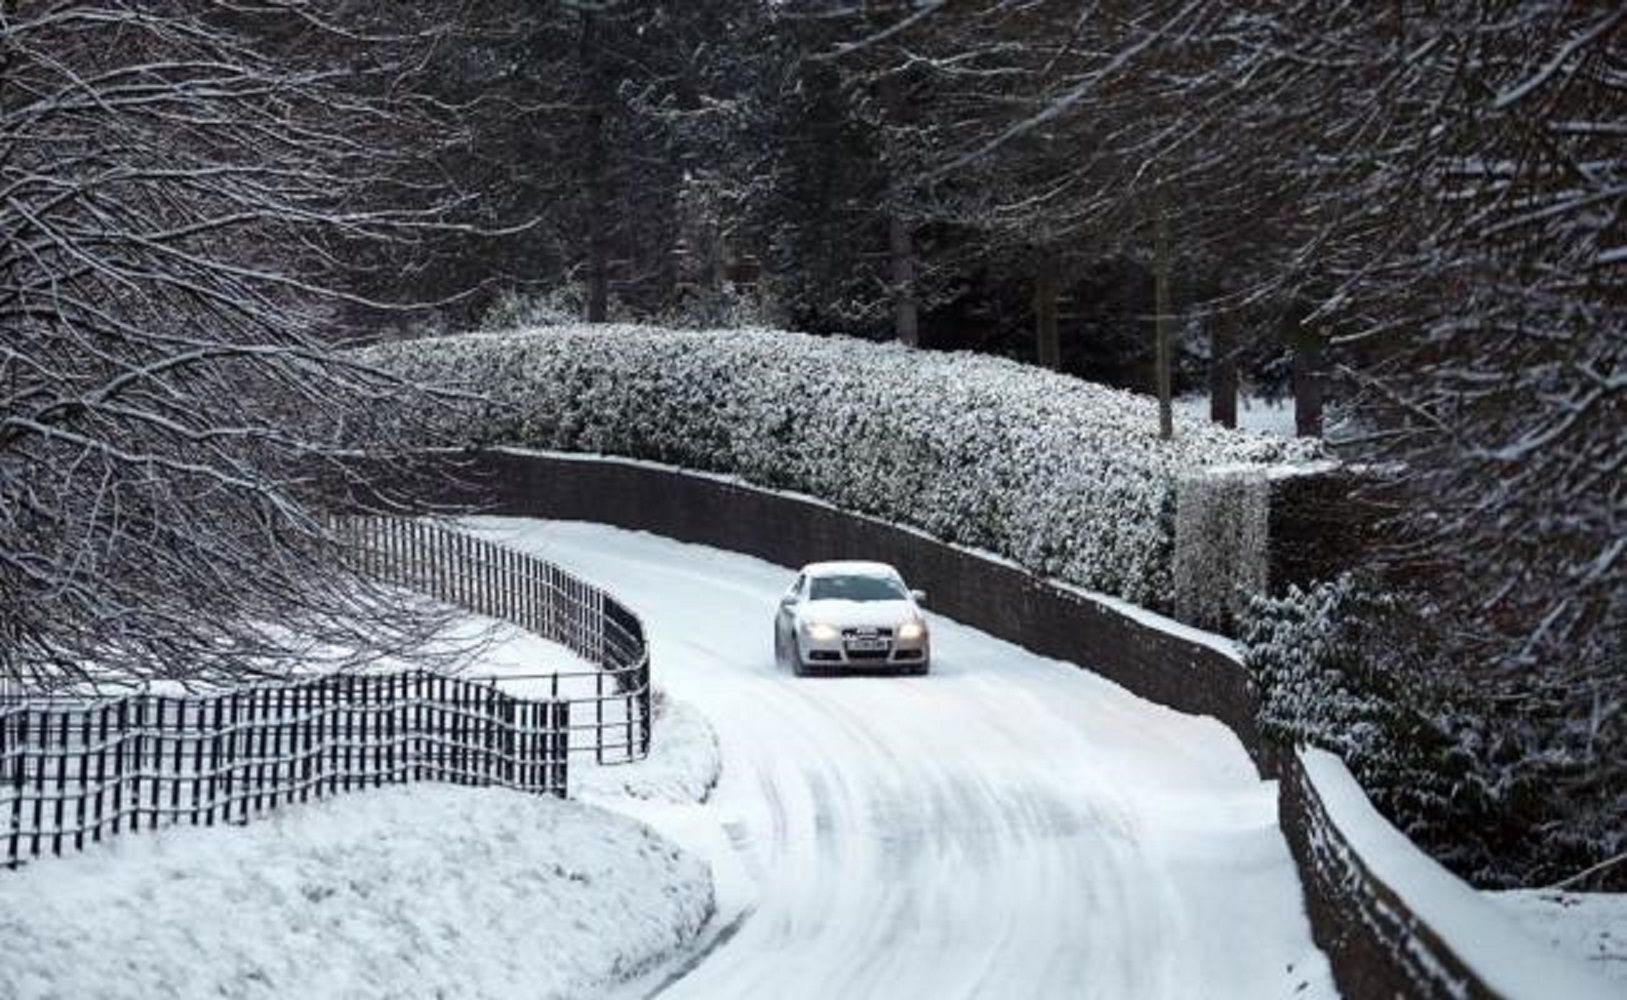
[
  {"left": 804, "top": 622, "right": 840, "bottom": 642},
  {"left": 897, "top": 621, "right": 926, "bottom": 641}
]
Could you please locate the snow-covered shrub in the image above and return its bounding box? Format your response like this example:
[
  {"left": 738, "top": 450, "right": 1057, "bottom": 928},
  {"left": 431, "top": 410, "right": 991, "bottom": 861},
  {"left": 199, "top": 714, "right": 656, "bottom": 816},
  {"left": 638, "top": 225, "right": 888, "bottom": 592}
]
[
  {"left": 480, "top": 289, "right": 579, "bottom": 331},
  {"left": 1247, "top": 575, "right": 1627, "bottom": 889},
  {"left": 657, "top": 281, "right": 776, "bottom": 331},
  {"left": 479, "top": 286, "right": 635, "bottom": 332},
  {"left": 1243, "top": 577, "right": 1400, "bottom": 766},
  {"left": 361, "top": 325, "right": 1321, "bottom": 612},
  {"left": 1173, "top": 468, "right": 1269, "bottom": 630},
  {"left": 1242, "top": 577, "right": 1490, "bottom": 873}
]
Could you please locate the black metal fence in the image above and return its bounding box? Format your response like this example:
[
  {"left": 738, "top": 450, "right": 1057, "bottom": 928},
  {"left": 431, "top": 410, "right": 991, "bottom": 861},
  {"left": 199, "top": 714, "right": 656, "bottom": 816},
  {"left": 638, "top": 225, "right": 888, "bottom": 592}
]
[
  {"left": 338, "top": 517, "right": 651, "bottom": 764},
  {"left": 1, "top": 672, "right": 567, "bottom": 865},
  {"left": 1, "top": 517, "right": 651, "bottom": 868}
]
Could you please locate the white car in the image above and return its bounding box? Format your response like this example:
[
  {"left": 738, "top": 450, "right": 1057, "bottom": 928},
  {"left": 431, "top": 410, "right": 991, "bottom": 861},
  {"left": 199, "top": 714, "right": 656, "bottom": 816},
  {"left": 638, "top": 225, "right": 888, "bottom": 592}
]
[{"left": 774, "top": 561, "right": 930, "bottom": 676}]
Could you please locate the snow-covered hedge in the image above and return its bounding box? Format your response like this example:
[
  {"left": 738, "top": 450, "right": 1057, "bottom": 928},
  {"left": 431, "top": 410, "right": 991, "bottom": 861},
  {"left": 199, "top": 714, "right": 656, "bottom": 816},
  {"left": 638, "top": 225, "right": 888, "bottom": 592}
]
[
  {"left": 1242, "top": 577, "right": 1487, "bottom": 873},
  {"left": 363, "top": 325, "right": 1320, "bottom": 610},
  {"left": 1173, "top": 467, "right": 1270, "bottom": 630}
]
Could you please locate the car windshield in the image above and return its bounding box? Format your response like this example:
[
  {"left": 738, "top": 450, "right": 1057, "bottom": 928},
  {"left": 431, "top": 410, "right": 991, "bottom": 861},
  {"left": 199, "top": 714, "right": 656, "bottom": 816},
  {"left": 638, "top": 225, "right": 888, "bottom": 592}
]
[{"left": 808, "top": 574, "right": 907, "bottom": 602}]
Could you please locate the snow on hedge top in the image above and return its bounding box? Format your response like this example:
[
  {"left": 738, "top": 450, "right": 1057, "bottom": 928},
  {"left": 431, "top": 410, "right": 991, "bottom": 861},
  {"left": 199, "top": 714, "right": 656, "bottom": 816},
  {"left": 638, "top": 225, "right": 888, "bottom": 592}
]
[{"left": 365, "top": 325, "right": 1320, "bottom": 609}]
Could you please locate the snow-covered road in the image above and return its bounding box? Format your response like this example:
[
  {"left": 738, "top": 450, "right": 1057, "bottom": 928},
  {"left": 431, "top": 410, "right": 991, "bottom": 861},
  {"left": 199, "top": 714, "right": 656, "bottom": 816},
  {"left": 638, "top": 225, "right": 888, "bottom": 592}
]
[{"left": 461, "top": 518, "right": 1336, "bottom": 1000}]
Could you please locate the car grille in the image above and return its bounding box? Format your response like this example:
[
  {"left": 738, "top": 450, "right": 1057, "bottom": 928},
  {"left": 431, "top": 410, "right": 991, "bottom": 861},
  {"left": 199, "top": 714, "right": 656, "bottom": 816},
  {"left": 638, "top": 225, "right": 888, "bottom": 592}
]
[
  {"left": 844, "top": 649, "right": 891, "bottom": 661},
  {"left": 841, "top": 627, "right": 893, "bottom": 639}
]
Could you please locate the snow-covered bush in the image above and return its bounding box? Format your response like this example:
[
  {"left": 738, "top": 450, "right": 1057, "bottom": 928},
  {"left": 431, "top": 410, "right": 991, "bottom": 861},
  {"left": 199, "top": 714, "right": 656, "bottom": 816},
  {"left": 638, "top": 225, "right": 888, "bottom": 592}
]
[
  {"left": 1241, "top": 577, "right": 1500, "bottom": 877},
  {"left": 478, "top": 286, "right": 636, "bottom": 332},
  {"left": 657, "top": 281, "right": 776, "bottom": 331},
  {"left": 361, "top": 325, "right": 1320, "bottom": 612},
  {"left": 1173, "top": 468, "right": 1269, "bottom": 630},
  {"left": 480, "top": 289, "right": 579, "bottom": 331},
  {"left": 1244, "top": 577, "right": 1404, "bottom": 767}
]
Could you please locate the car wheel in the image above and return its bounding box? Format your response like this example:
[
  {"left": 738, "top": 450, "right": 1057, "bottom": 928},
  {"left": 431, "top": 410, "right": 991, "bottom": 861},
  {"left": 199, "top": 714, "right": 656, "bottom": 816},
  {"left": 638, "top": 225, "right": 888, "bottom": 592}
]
[{"left": 902, "top": 661, "right": 929, "bottom": 676}]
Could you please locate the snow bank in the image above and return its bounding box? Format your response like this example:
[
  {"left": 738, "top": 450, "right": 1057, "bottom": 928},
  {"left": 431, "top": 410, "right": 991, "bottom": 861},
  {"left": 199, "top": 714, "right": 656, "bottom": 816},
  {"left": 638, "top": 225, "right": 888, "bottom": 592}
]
[
  {"left": 0, "top": 786, "right": 713, "bottom": 1000},
  {"left": 578, "top": 695, "right": 720, "bottom": 804},
  {"left": 1299, "top": 749, "right": 1621, "bottom": 999},
  {"left": 362, "top": 325, "right": 1319, "bottom": 610},
  {"left": 1488, "top": 890, "right": 1627, "bottom": 987}
]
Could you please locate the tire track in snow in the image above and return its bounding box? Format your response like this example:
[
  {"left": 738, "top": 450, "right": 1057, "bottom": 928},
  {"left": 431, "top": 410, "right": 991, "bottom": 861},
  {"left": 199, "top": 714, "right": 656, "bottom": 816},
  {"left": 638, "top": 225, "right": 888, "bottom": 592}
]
[{"left": 460, "top": 518, "right": 1337, "bottom": 1000}]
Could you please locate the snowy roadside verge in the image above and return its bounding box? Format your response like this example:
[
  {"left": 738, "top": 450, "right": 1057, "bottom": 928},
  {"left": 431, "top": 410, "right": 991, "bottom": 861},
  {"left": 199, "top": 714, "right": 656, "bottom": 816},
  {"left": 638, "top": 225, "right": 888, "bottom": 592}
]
[
  {"left": 0, "top": 615, "right": 721, "bottom": 1000},
  {"left": 1298, "top": 749, "right": 1621, "bottom": 999},
  {"left": 1488, "top": 889, "right": 1627, "bottom": 988},
  {"left": 578, "top": 694, "right": 720, "bottom": 804},
  {"left": 0, "top": 786, "right": 713, "bottom": 1000}
]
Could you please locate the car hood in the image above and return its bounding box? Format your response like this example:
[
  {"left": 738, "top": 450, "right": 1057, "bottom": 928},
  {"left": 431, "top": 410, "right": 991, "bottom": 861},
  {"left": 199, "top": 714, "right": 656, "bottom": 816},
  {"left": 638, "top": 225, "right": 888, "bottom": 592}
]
[{"left": 798, "top": 599, "right": 920, "bottom": 629}]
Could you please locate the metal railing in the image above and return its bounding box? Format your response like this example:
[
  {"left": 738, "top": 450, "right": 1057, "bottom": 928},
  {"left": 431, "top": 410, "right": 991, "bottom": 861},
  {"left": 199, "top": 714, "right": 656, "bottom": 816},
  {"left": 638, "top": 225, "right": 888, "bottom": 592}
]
[
  {"left": 1, "top": 517, "right": 651, "bottom": 868},
  {"left": 1, "top": 672, "right": 567, "bottom": 866},
  {"left": 337, "top": 517, "right": 651, "bottom": 764}
]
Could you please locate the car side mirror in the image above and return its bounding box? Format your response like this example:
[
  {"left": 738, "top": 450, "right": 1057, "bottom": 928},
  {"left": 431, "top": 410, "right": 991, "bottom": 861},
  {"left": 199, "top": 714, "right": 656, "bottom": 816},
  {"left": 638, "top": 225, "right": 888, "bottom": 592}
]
[
  {"left": 780, "top": 594, "right": 798, "bottom": 607},
  {"left": 909, "top": 589, "right": 928, "bottom": 604}
]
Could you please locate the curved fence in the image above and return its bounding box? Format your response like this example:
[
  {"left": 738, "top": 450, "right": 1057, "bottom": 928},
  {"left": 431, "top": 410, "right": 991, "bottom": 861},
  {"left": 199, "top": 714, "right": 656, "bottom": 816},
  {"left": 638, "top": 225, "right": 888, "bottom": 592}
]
[
  {"left": 338, "top": 517, "right": 650, "bottom": 765},
  {"left": 1, "top": 672, "right": 567, "bottom": 867},
  {"left": 1, "top": 516, "right": 651, "bottom": 868}
]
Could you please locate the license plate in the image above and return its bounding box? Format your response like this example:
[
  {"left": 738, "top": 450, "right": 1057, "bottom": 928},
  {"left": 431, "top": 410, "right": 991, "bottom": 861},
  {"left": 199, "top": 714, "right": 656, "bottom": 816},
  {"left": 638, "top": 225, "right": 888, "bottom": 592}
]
[{"left": 846, "top": 639, "right": 888, "bottom": 652}]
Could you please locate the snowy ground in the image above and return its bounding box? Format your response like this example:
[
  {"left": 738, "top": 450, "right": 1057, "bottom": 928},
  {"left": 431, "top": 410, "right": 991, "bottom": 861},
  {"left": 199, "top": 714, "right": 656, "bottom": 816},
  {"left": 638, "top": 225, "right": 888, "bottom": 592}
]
[
  {"left": 0, "top": 599, "right": 721, "bottom": 1000},
  {"left": 1489, "top": 890, "right": 1627, "bottom": 987},
  {"left": 458, "top": 517, "right": 1337, "bottom": 1000},
  {"left": 0, "top": 786, "right": 713, "bottom": 1000},
  {"left": 1175, "top": 392, "right": 1298, "bottom": 437},
  {"left": 578, "top": 695, "right": 720, "bottom": 804}
]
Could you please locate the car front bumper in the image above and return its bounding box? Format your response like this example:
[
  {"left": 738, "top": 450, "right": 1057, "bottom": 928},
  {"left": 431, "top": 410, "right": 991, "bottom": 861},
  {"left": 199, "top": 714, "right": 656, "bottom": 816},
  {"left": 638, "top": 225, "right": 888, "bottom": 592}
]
[{"left": 796, "top": 631, "right": 929, "bottom": 668}]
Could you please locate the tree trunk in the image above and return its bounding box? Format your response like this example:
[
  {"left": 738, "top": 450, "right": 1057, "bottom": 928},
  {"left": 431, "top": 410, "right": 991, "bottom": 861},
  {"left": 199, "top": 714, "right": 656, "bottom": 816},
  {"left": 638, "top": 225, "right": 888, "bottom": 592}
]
[
  {"left": 1293, "top": 326, "right": 1325, "bottom": 438},
  {"left": 889, "top": 209, "right": 919, "bottom": 347},
  {"left": 1153, "top": 200, "right": 1174, "bottom": 440},
  {"left": 581, "top": 10, "right": 609, "bottom": 323},
  {"left": 1209, "top": 309, "right": 1238, "bottom": 428},
  {"left": 1034, "top": 249, "right": 1060, "bottom": 370}
]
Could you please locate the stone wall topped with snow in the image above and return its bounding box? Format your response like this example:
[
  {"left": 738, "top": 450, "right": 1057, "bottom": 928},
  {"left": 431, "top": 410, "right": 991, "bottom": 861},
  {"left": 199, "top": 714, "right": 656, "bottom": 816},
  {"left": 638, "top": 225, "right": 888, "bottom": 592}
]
[
  {"left": 362, "top": 326, "right": 1321, "bottom": 615},
  {"left": 1282, "top": 749, "right": 1621, "bottom": 1000}
]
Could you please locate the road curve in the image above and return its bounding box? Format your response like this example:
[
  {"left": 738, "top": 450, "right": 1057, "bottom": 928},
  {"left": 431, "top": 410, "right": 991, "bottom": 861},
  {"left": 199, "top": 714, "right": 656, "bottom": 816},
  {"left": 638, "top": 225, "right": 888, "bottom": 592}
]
[{"left": 461, "top": 518, "right": 1336, "bottom": 1000}]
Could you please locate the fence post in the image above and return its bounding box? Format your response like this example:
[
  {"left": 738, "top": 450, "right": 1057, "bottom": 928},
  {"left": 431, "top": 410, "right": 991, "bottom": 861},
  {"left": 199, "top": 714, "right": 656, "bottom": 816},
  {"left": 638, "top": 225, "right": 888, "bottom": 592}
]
[
  {"left": 503, "top": 693, "right": 516, "bottom": 788},
  {"left": 8, "top": 708, "right": 28, "bottom": 867},
  {"left": 73, "top": 708, "right": 90, "bottom": 853},
  {"left": 413, "top": 672, "right": 426, "bottom": 783},
  {"left": 190, "top": 696, "right": 204, "bottom": 825},
  {"left": 551, "top": 701, "right": 569, "bottom": 799},
  {"left": 249, "top": 688, "right": 266, "bottom": 819},
  {"left": 169, "top": 696, "right": 184, "bottom": 823},
  {"left": 342, "top": 674, "right": 356, "bottom": 794},
  {"left": 50, "top": 709, "right": 69, "bottom": 856},
  {"left": 356, "top": 674, "right": 370, "bottom": 790},
  {"left": 275, "top": 685, "right": 289, "bottom": 807},
  {"left": 384, "top": 674, "right": 397, "bottom": 786},
  {"left": 93, "top": 703, "right": 110, "bottom": 842},
  {"left": 147, "top": 697, "right": 163, "bottom": 832},
  {"left": 129, "top": 699, "right": 145, "bottom": 834},
  {"left": 222, "top": 692, "right": 238, "bottom": 823},
  {"left": 595, "top": 672, "right": 604, "bottom": 766}
]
